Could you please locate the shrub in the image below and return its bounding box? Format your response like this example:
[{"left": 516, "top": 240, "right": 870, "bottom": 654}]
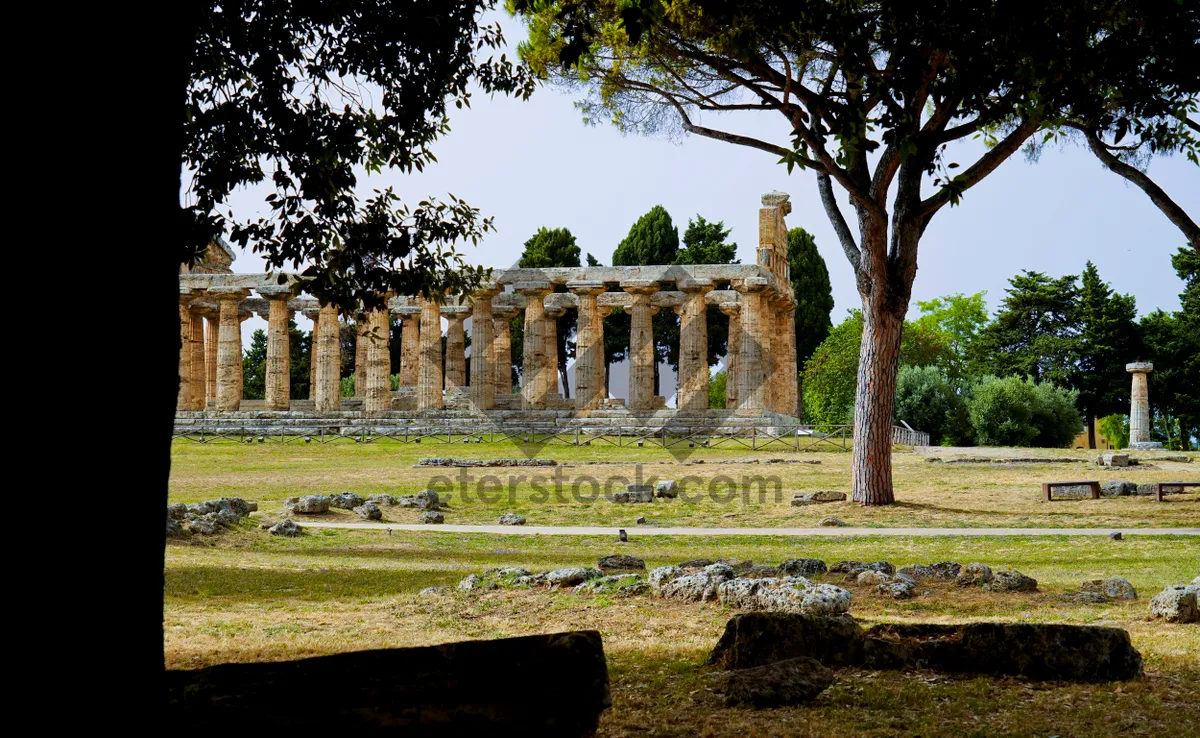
[
  {"left": 894, "top": 365, "right": 962, "bottom": 444},
  {"left": 341, "top": 376, "right": 356, "bottom": 398},
  {"left": 1097, "top": 413, "right": 1129, "bottom": 449},
  {"left": 967, "top": 375, "right": 1082, "bottom": 447}
]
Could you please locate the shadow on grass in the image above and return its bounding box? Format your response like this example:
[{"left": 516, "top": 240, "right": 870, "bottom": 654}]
[{"left": 165, "top": 565, "right": 460, "bottom": 601}]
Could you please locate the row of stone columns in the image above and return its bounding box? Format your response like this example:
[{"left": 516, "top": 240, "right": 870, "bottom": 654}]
[{"left": 178, "top": 278, "right": 797, "bottom": 417}]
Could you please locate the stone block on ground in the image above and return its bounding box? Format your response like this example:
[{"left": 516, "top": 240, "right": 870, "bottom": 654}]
[
  {"left": 708, "top": 613, "right": 1143, "bottom": 682},
  {"left": 597, "top": 554, "right": 646, "bottom": 571},
  {"left": 331, "top": 492, "right": 366, "bottom": 510},
  {"left": 353, "top": 502, "right": 382, "bottom": 521},
  {"left": 1096, "top": 453, "right": 1130, "bottom": 467},
  {"left": 1080, "top": 578, "right": 1137, "bottom": 601},
  {"left": 613, "top": 485, "right": 654, "bottom": 504},
  {"left": 546, "top": 568, "right": 602, "bottom": 587},
  {"left": 777, "top": 559, "right": 827, "bottom": 578},
  {"left": 708, "top": 657, "right": 834, "bottom": 708},
  {"left": 984, "top": 568, "right": 1038, "bottom": 593},
  {"left": 165, "top": 631, "right": 612, "bottom": 733},
  {"left": 818, "top": 517, "right": 846, "bottom": 527},
  {"left": 1101, "top": 481, "right": 1137, "bottom": 497},
  {"left": 285, "top": 495, "right": 331, "bottom": 514},
  {"left": 790, "top": 491, "right": 847, "bottom": 506},
  {"left": 415, "top": 489, "right": 441, "bottom": 510},
  {"left": 367, "top": 494, "right": 397, "bottom": 506},
  {"left": 420, "top": 511, "right": 444, "bottom": 524},
  {"left": 1149, "top": 585, "right": 1199, "bottom": 623},
  {"left": 654, "top": 480, "right": 679, "bottom": 499},
  {"left": 955, "top": 562, "right": 993, "bottom": 587},
  {"left": 269, "top": 519, "right": 303, "bottom": 537},
  {"left": 498, "top": 513, "right": 526, "bottom": 526}
]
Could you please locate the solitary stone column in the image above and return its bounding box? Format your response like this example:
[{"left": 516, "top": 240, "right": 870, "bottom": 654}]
[
  {"left": 204, "top": 310, "right": 219, "bottom": 407},
  {"left": 354, "top": 316, "right": 369, "bottom": 397},
  {"left": 517, "top": 282, "right": 552, "bottom": 410},
  {"left": 210, "top": 288, "right": 245, "bottom": 412},
  {"left": 677, "top": 279, "right": 714, "bottom": 412},
  {"left": 364, "top": 305, "right": 391, "bottom": 413},
  {"left": 418, "top": 295, "right": 444, "bottom": 412},
  {"left": 261, "top": 288, "right": 293, "bottom": 410},
  {"left": 187, "top": 300, "right": 207, "bottom": 410},
  {"left": 399, "top": 313, "right": 420, "bottom": 386},
  {"left": 177, "top": 294, "right": 196, "bottom": 411},
  {"left": 544, "top": 304, "right": 565, "bottom": 401},
  {"left": 492, "top": 306, "right": 516, "bottom": 398},
  {"left": 314, "top": 303, "right": 341, "bottom": 412},
  {"left": 569, "top": 281, "right": 606, "bottom": 413},
  {"left": 1126, "top": 362, "right": 1161, "bottom": 449},
  {"left": 623, "top": 281, "right": 658, "bottom": 412},
  {"left": 720, "top": 303, "right": 740, "bottom": 410},
  {"left": 469, "top": 287, "right": 498, "bottom": 411},
  {"left": 735, "top": 278, "right": 770, "bottom": 412}
]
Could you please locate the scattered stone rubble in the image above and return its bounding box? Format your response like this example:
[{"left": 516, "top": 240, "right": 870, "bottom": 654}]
[
  {"left": 498, "top": 513, "right": 527, "bottom": 526},
  {"left": 1075, "top": 577, "right": 1138, "bottom": 603},
  {"left": 166, "top": 497, "right": 258, "bottom": 538},
  {"left": 268, "top": 519, "right": 303, "bottom": 537},
  {"left": 416, "top": 457, "right": 557, "bottom": 468},
  {"left": 708, "top": 656, "right": 834, "bottom": 707}
]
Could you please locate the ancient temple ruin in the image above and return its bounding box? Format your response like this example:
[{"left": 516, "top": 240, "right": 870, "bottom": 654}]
[{"left": 174, "top": 193, "right": 928, "bottom": 444}]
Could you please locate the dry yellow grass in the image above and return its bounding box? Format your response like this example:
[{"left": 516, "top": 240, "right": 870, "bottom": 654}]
[{"left": 169, "top": 441, "right": 1200, "bottom": 528}]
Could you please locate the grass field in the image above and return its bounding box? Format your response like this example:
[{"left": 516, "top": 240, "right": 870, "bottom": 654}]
[
  {"left": 167, "top": 441, "right": 1199, "bottom": 736},
  {"left": 165, "top": 527, "right": 1200, "bottom": 736},
  {"left": 169, "top": 440, "right": 1200, "bottom": 528}
]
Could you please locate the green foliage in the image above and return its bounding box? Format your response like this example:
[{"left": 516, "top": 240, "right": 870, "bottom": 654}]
[
  {"left": 677, "top": 216, "right": 736, "bottom": 266},
  {"left": 788, "top": 227, "right": 834, "bottom": 366},
  {"left": 894, "top": 365, "right": 963, "bottom": 445},
  {"left": 389, "top": 374, "right": 401, "bottom": 391},
  {"left": 913, "top": 292, "right": 989, "bottom": 382},
  {"left": 612, "top": 205, "right": 678, "bottom": 267},
  {"left": 967, "top": 376, "right": 1082, "bottom": 448},
  {"left": 708, "top": 370, "right": 727, "bottom": 409},
  {"left": 242, "top": 329, "right": 269, "bottom": 400},
  {"left": 186, "top": 1, "right": 535, "bottom": 309},
  {"left": 340, "top": 376, "right": 356, "bottom": 398},
  {"left": 802, "top": 311, "right": 952, "bottom": 426},
  {"left": 1137, "top": 247, "right": 1200, "bottom": 449},
  {"left": 1097, "top": 413, "right": 1130, "bottom": 450},
  {"left": 290, "top": 321, "right": 311, "bottom": 400},
  {"left": 1074, "top": 261, "right": 1139, "bottom": 421},
  {"left": 979, "top": 271, "right": 1079, "bottom": 386}
]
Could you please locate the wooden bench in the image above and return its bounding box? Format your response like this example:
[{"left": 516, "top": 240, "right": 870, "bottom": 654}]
[
  {"left": 1043, "top": 481, "right": 1100, "bottom": 501},
  {"left": 1157, "top": 481, "right": 1199, "bottom": 502}
]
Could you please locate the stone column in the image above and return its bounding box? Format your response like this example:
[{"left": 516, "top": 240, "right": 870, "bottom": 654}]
[
  {"left": 623, "top": 281, "right": 658, "bottom": 412},
  {"left": 187, "top": 300, "right": 207, "bottom": 410},
  {"left": 304, "top": 308, "right": 320, "bottom": 399},
  {"left": 597, "top": 304, "right": 613, "bottom": 401},
  {"left": 445, "top": 313, "right": 467, "bottom": 388},
  {"left": 204, "top": 311, "right": 219, "bottom": 408},
  {"left": 177, "top": 294, "right": 196, "bottom": 411},
  {"left": 210, "top": 288, "right": 245, "bottom": 412},
  {"left": 261, "top": 288, "right": 293, "bottom": 411},
  {"left": 313, "top": 303, "right": 341, "bottom": 412},
  {"left": 544, "top": 305, "right": 565, "bottom": 400},
  {"left": 569, "top": 282, "right": 606, "bottom": 413},
  {"left": 720, "top": 303, "right": 740, "bottom": 410},
  {"left": 354, "top": 316, "right": 369, "bottom": 397},
  {"left": 492, "top": 306, "right": 516, "bottom": 398},
  {"left": 399, "top": 313, "right": 420, "bottom": 386},
  {"left": 1126, "top": 362, "right": 1160, "bottom": 449},
  {"left": 469, "top": 288, "right": 498, "bottom": 411},
  {"left": 418, "top": 296, "right": 444, "bottom": 411},
  {"left": 777, "top": 297, "right": 798, "bottom": 416},
  {"left": 364, "top": 305, "right": 391, "bottom": 413},
  {"left": 517, "top": 282, "right": 552, "bottom": 410},
  {"left": 734, "top": 278, "right": 770, "bottom": 412},
  {"left": 677, "top": 279, "right": 714, "bottom": 412},
  {"left": 762, "top": 298, "right": 780, "bottom": 412}
]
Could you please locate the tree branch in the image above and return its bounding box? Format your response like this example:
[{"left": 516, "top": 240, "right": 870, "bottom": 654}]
[
  {"left": 817, "top": 172, "right": 861, "bottom": 272},
  {"left": 920, "top": 117, "right": 1041, "bottom": 218},
  {"left": 1074, "top": 125, "right": 1199, "bottom": 248}
]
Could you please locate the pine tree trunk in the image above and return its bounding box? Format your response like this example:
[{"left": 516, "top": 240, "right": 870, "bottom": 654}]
[
  {"left": 1087, "top": 414, "right": 1096, "bottom": 449},
  {"left": 851, "top": 303, "right": 904, "bottom": 505},
  {"left": 1180, "top": 417, "right": 1192, "bottom": 451}
]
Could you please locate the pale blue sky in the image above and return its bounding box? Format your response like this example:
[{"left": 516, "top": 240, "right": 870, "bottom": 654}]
[{"left": 218, "top": 14, "right": 1196, "bottom": 400}]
